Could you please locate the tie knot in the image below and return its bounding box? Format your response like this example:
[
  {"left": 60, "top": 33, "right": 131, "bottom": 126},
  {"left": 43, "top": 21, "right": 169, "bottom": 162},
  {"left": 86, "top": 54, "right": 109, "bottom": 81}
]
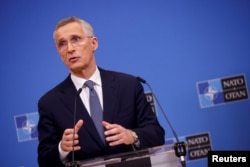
[{"left": 84, "top": 80, "right": 94, "bottom": 90}]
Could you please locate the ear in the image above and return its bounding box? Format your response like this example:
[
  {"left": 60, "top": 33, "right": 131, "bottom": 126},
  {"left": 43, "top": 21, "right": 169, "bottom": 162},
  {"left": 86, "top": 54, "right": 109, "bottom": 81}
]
[{"left": 91, "top": 37, "right": 98, "bottom": 51}]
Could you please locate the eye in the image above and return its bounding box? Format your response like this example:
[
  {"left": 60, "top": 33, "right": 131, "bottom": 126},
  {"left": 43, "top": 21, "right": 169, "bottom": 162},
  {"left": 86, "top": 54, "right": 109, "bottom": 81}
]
[
  {"left": 58, "top": 40, "right": 67, "bottom": 47},
  {"left": 71, "top": 36, "right": 81, "bottom": 43}
]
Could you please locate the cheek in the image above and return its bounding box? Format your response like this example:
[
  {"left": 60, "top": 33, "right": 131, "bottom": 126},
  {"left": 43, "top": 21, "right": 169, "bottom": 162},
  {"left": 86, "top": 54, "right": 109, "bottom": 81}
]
[
  {"left": 79, "top": 45, "right": 92, "bottom": 55},
  {"left": 59, "top": 53, "right": 68, "bottom": 63}
]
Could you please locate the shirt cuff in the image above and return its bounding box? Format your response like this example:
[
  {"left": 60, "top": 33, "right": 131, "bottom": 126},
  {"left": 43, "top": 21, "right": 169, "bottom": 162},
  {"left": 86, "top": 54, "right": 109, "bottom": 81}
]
[{"left": 58, "top": 141, "right": 70, "bottom": 162}]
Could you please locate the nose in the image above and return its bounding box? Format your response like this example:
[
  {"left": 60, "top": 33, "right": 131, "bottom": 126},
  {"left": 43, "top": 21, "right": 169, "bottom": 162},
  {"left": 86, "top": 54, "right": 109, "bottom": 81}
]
[{"left": 67, "top": 41, "right": 75, "bottom": 52}]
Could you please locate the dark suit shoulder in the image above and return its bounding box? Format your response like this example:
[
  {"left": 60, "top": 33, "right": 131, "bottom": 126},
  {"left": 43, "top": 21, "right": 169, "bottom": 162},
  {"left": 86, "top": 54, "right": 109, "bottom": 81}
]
[
  {"left": 39, "top": 75, "right": 72, "bottom": 102},
  {"left": 99, "top": 67, "right": 139, "bottom": 83}
]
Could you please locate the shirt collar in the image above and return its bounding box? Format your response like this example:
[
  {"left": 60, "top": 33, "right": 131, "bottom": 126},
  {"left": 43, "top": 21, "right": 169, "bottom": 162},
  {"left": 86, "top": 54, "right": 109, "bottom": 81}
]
[{"left": 71, "top": 67, "right": 102, "bottom": 90}]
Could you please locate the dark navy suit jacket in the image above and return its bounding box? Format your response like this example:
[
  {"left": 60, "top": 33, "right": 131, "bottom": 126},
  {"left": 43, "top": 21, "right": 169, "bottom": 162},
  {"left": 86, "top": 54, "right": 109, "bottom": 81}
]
[{"left": 37, "top": 68, "right": 165, "bottom": 167}]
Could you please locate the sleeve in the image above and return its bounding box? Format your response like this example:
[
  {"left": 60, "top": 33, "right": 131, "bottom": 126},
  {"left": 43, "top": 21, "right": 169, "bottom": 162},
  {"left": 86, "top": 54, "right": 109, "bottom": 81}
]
[
  {"left": 133, "top": 79, "right": 165, "bottom": 149},
  {"left": 37, "top": 98, "right": 65, "bottom": 167}
]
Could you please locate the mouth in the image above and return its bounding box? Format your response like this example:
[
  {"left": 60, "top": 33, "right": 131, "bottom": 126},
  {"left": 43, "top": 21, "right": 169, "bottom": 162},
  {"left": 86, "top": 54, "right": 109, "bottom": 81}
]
[{"left": 69, "top": 56, "right": 80, "bottom": 63}]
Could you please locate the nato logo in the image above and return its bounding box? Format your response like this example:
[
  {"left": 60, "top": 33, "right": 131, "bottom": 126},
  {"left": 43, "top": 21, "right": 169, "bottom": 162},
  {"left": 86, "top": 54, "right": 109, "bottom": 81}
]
[
  {"left": 186, "top": 132, "right": 212, "bottom": 160},
  {"left": 197, "top": 74, "right": 248, "bottom": 108},
  {"left": 14, "top": 112, "right": 39, "bottom": 142},
  {"left": 165, "top": 133, "right": 210, "bottom": 162}
]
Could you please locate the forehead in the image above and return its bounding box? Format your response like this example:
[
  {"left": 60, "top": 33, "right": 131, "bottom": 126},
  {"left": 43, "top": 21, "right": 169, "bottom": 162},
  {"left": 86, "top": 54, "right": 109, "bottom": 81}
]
[{"left": 55, "top": 22, "right": 86, "bottom": 41}]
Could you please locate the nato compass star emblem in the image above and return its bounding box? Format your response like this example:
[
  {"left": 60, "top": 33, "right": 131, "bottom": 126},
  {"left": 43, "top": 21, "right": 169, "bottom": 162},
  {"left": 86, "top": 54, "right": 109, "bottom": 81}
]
[
  {"left": 197, "top": 79, "right": 225, "bottom": 108},
  {"left": 204, "top": 86, "right": 218, "bottom": 101},
  {"left": 22, "top": 120, "right": 36, "bottom": 134},
  {"left": 14, "top": 112, "right": 38, "bottom": 142}
]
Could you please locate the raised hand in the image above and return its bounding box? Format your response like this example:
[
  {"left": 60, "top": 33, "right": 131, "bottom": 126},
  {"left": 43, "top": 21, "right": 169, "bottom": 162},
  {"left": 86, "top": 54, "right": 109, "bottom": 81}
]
[
  {"left": 61, "top": 119, "right": 84, "bottom": 152},
  {"left": 102, "top": 121, "right": 134, "bottom": 146}
]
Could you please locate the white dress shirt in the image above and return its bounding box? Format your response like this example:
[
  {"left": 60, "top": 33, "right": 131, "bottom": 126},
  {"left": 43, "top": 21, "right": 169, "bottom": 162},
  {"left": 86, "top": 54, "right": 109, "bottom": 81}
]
[{"left": 71, "top": 67, "right": 103, "bottom": 114}]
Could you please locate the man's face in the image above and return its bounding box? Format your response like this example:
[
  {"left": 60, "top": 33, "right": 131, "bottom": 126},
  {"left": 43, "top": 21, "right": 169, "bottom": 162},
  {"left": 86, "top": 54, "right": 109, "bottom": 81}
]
[{"left": 54, "top": 22, "right": 98, "bottom": 75}]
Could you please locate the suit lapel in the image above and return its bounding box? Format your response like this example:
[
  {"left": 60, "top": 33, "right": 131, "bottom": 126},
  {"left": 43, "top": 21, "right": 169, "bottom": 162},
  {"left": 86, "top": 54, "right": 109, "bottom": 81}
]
[{"left": 99, "top": 68, "right": 118, "bottom": 123}]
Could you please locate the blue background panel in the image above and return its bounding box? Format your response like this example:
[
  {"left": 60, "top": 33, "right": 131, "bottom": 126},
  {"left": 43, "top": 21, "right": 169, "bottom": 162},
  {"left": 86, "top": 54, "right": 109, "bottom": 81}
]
[{"left": 0, "top": 1, "right": 250, "bottom": 167}]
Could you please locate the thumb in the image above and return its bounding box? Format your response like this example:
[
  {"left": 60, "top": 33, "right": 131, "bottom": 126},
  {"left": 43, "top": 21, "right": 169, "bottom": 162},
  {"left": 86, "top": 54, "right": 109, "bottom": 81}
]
[{"left": 74, "top": 119, "right": 84, "bottom": 133}]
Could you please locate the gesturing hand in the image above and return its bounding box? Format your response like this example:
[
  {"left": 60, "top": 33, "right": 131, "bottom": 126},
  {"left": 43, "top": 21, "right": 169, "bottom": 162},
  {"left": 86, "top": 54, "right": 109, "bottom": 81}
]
[
  {"left": 61, "top": 119, "right": 84, "bottom": 152},
  {"left": 102, "top": 121, "right": 134, "bottom": 146}
]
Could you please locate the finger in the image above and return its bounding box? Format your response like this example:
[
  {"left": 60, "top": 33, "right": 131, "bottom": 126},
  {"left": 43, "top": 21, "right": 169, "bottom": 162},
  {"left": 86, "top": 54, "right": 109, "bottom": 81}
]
[
  {"left": 104, "top": 128, "right": 119, "bottom": 136},
  {"left": 74, "top": 119, "right": 84, "bottom": 133},
  {"left": 106, "top": 133, "right": 120, "bottom": 142},
  {"left": 63, "top": 137, "right": 81, "bottom": 151},
  {"left": 64, "top": 128, "right": 74, "bottom": 136},
  {"left": 63, "top": 144, "right": 81, "bottom": 152},
  {"left": 109, "top": 138, "right": 124, "bottom": 146},
  {"left": 62, "top": 133, "right": 77, "bottom": 144},
  {"left": 102, "top": 121, "right": 118, "bottom": 130},
  {"left": 72, "top": 145, "right": 81, "bottom": 152},
  {"left": 61, "top": 139, "right": 75, "bottom": 152},
  {"left": 72, "top": 139, "right": 79, "bottom": 146},
  {"left": 64, "top": 133, "right": 78, "bottom": 142},
  {"left": 102, "top": 121, "right": 111, "bottom": 128}
]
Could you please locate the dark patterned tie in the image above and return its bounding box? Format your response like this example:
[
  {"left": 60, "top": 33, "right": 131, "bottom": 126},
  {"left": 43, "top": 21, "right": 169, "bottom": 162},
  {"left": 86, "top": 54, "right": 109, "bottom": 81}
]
[{"left": 84, "top": 80, "right": 105, "bottom": 143}]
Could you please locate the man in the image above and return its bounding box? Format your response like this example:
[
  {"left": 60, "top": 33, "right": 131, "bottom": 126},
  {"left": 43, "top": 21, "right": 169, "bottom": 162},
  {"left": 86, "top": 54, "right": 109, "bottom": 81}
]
[{"left": 37, "top": 16, "right": 165, "bottom": 167}]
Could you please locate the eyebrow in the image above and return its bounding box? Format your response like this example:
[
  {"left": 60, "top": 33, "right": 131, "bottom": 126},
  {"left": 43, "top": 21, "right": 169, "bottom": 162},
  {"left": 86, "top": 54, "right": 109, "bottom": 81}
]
[
  {"left": 57, "top": 37, "right": 66, "bottom": 44},
  {"left": 57, "top": 34, "right": 81, "bottom": 42}
]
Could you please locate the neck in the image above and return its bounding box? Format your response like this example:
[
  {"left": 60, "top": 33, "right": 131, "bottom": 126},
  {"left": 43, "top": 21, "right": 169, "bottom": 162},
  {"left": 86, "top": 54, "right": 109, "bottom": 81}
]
[{"left": 71, "top": 65, "right": 97, "bottom": 79}]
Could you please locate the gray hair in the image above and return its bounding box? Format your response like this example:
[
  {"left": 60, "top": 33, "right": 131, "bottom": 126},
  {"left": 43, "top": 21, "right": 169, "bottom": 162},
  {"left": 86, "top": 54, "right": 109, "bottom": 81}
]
[{"left": 53, "top": 16, "right": 95, "bottom": 39}]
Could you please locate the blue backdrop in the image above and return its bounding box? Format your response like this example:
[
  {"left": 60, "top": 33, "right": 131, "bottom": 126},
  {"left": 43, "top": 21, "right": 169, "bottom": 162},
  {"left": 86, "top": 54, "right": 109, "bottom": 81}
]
[{"left": 1, "top": 0, "right": 249, "bottom": 166}]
